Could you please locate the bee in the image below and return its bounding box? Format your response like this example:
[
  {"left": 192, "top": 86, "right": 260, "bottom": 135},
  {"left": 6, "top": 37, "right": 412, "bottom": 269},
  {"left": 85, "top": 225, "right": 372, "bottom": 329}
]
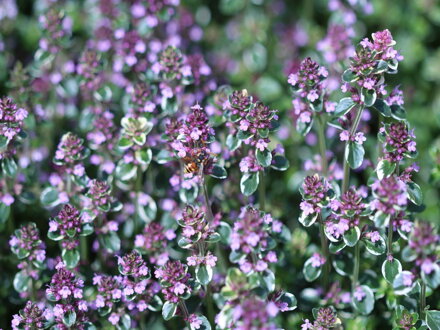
[{"left": 182, "top": 149, "right": 214, "bottom": 175}]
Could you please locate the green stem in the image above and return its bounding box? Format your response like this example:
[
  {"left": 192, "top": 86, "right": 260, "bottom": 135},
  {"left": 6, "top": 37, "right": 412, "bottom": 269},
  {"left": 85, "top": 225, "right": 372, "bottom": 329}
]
[
  {"left": 135, "top": 166, "right": 142, "bottom": 232},
  {"left": 316, "top": 116, "right": 331, "bottom": 288},
  {"left": 179, "top": 299, "right": 189, "bottom": 319},
  {"left": 316, "top": 115, "right": 328, "bottom": 176},
  {"left": 205, "top": 285, "right": 215, "bottom": 328},
  {"left": 352, "top": 242, "right": 361, "bottom": 292},
  {"left": 319, "top": 214, "right": 330, "bottom": 289},
  {"left": 80, "top": 236, "right": 88, "bottom": 264},
  {"left": 202, "top": 177, "right": 214, "bottom": 222},
  {"left": 342, "top": 105, "right": 365, "bottom": 193},
  {"left": 259, "top": 170, "right": 266, "bottom": 212},
  {"left": 420, "top": 281, "right": 426, "bottom": 319},
  {"left": 29, "top": 277, "right": 36, "bottom": 301}
]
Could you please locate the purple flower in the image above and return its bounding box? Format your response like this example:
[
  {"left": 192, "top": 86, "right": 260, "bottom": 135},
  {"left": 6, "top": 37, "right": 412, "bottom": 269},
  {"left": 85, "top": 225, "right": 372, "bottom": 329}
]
[
  {"left": 381, "top": 122, "right": 416, "bottom": 163},
  {"left": 300, "top": 174, "right": 330, "bottom": 217},
  {"left": 310, "top": 253, "right": 326, "bottom": 267},
  {"left": 353, "top": 286, "right": 366, "bottom": 301},
  {"left": 117, "top": 250, "right": 149, "bottom": 279},
  {"left": 155, "top": 260, "right": 191, "bottom": 304},
  {"left": 371, "top": 176, "right": 407, "bottom": 216},
  {"left": 11, "top": 301, "right": 46, "bottom": 330}
]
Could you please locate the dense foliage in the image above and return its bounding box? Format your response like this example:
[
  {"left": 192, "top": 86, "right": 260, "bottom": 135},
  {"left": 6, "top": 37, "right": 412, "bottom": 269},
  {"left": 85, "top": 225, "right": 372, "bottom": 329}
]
[{"left": 0, "top": 0, "right": 439, "bottom": 329}]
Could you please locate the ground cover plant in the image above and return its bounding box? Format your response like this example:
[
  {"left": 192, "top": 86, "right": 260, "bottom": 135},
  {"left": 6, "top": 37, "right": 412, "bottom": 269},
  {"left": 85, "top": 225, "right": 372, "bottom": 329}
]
[{"left": 0, "top": 0, "right": 439, "bottom": 329}]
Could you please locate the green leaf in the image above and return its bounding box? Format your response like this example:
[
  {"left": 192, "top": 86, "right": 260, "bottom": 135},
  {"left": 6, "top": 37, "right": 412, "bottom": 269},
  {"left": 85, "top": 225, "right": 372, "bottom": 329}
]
[
  {"left": 0, "top": 135, "right": 8, "bottom": 149},
  {"left": 393, "top": 271, "right": 415, "bottom": 295},
  {"left": 196, "top": 265, "right": 213, "bottom": 285},
  {"left": 226, "top": 134, "right": 241, "bottom": 151},
  {"left": 218, "top": 222, "right": 232, "bottom": 245},
  {"left": 162, "top": 301, "right": 177, "bottom": 321},
  {"left": 240, "top": 172, "right": 259, "bottom": 196},
  {"left": 407, "top": 182, "right": 423, "bottom": 206},
  {"left": 376, "top": 159, "right": 396, "bottom": 180},
  {"left": 346, "top": 141, "right": 365, "bottom": 169},
  {"left": 279, "top": 292, "right": 297, "bottom": 311},
  {"left": 271, "top": 155, "right": 289, "bottom": 171},
  {"left": 255, "top": 148, "right": 272, "bottom": 167},
  {"left": 62, "top": 249, "right": 80, "bottom": 269},
  {"left": 178, "top": 237, "right": 193, "bottom": 249},
  {"left": 390, "top": 105, "right": 406, "bottom": 121},
  {"left": 373, "top": 211, "right": 391, "bottom": 228},
  {"left": 361, "top": 88, "right": 377, "bottom": 107},
  {"left": 373, "top": 99, "right": 391, "bottom": 117},
  {"left": 48, "top": 230, "right": 64, "bottom": 241},
  {"left": 237, "top": 130, "right": 254, "bottom": 141},
  {"left": 190, "top": 315, "right": 211, "bottom": 330},
  {"left": 101, "top": 232, "right": 121, "bottom": 253},
  {"left": 155, "top": 150, "right": 173, "bottom": 164},
  {"left": 352, "top": 285, "right": 375, "bottom": 315},
  {"left": 135, "top": 149, "right": 152, "bottom": 167},
  {"left": 342, "top": 69, "right": 358, "bottom": 83},
  {"left": 81, "top": 223, "right": 94, "bottom": 236},
  {"left": 303, "top": 258, "right": 322, "bottom": 282},
  {"left": 259, "top": 269, "right": 275, "bottom": 292},
  {"left": 421, "top": 263, "right": 440, "bottom": 289},
  {"left": 118, "top": 137, "right": 133, "bottom": 150},
  {"left": 329, "top": 240, "right": 346, "bottom": 253},
  {"left": 426, "top": 310, "right": 440, "bottom": 330},
  {"left": 364, "top": 235, "right": 386, "bottom": 255},
  {"left": 115, "top": 161, "right": 137, "bottom": 181},
  {"left": 298, "top": 211, "right": 318, "bottom": 227},
  {"left": 136, "top": 194, "right": 157, "bottom": 223},
  {"left": 382, "top": 258, "right": 402, "bottom": 284},
  {"left": 2, "top": 157, "right": 17, "bottom": 177},
  {"left": 210, "top": 164, "right": 227, "bottom": 179},
  {"left": 373, "top": 60, "right": 389, "bottom": 74},
  {"left": 13, "top": 271, "right": 29, "bottom": 293},
  {"left": 62, "top": 310, "right": 77, "bottom": 327},
  {"left": 343, "top": 226, "right": 360, "bottom": 247},
  {"left": 334, "top": 97, "right": 356, "bottom": 117},
  {"left": 0, "top": 202, "right": 11, "bottom": 226},
  {"left": 133, "top": 134, "right": 146, "bottom": 146}
]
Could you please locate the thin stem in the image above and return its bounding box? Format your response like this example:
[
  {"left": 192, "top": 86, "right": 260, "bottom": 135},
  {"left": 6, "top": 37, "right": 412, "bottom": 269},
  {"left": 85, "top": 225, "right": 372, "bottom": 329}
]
[
  {"left": 319, "top": 214, "right": 330, "bottom": 289},
  {"left": 134, "top": 166, "right": 142, "bottom": 231},
  {"left": 80, "top": 236, "right": 88, "bottom": 264},
  {"left": 201, "top": 176, "right": 214, "bottom": 222},
  {"left": 420, "top": 281, "right": 426, "bottom": 319},
  {"left": 259, "top": 170, "right": 266, "bottom": 212},
  {"left": 316, "top": 115, "right": 328, "bottom": 176},
  {"left": 342, "top": 105, "right": 365, "bottom": 193},
  {"left": 388, "top": 163, "right": 400, "bottom": 257},
  {"left": 29, "top": 277, "right": 36, "bottom": 301},
  {"left": 179, "top": 299, "right": 189, "bottom": 319},
  {"left": 352, "top": 242, "right": 361, "bottom": 292},
  {"left": 205, "top": 285, "right": 215, "bottom": 328},
  {"left": 316, "top": 116, "right": 331, "bottom": 288}
]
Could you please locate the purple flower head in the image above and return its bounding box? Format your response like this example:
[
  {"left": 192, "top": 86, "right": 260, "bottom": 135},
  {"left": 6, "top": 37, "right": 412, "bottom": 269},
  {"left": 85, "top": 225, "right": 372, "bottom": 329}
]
[
  {"left": 345, "top": 29, "right": 402, "bottom": 104},
  {"left": 229, "top": 89, "right": 252, "bottom": 118},
  {"left": 94, "top": 274, "right": 122, "bottom": 310},
  {"left": 371, "top": 176, "right": 407, "bottom": 216},
  {"left": 179, "top": 205, "right": 213, "bottom": 244},
  {"left": 86, "top": 179, "right": 113, "bottom": 213},
  {"left": 50, "top": 204, "right": 82, "bottom": 247},
  {"left": 232, "top": 296, "right": 276, "bottom": 330},
  {"left": 385, "top": 86, "right": 404, "bottom": 106},
  {"left": 117, "top": 250, "right": 150, "bottom": 279},
  {"left": 159, "top": 45, "right": 184, "bottom": 80},
  {"left": 46, "top": 266, "right": 84, "bottom": 301},
  {"left": 288, "top": 57, "right": 328, "bottom": 103},
  {"left": 408, "top": 221, "right": 439, "bottom": 276},
  {"left": 135, "top": 222, "right": 167, "bottom": 253},
  {"left": 300, "top": 174, "right": 330, "bottom": 216},
  {"left": 155, "top": 260, "right": 191, "bottom": 303},
  {"left": 301, "top": 306, "right": 339, "bottom": 329},
  {"left": 129, "top": 82, "right": 154, "bottom": 115},
  {"left": 11, "top": 301, "right": 46, "bottom": 330},
  {"left": 53, "top": 132, "right": 87, "bottom": 174},
  {"left": 381, "top": 122, "right": 416, "bottom": 163},
  {"left": 0, "top": 97, "right": 28, "bottom": 144},
  {"left": 317, "top": 24, "right": 354, "bottom": 64},
  {"left": 10, "top": 222, "right": 46, "bottom": 268}
]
